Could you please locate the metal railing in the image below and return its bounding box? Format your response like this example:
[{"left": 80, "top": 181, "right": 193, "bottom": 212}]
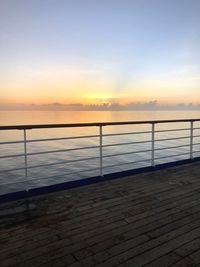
[{"left": 1, "top": 119, "right": 200, "bottom": 195}]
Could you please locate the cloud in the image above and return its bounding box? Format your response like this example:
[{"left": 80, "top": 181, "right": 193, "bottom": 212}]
[{"left": 1, "top": 101, "right": 200, "bottom": 111}]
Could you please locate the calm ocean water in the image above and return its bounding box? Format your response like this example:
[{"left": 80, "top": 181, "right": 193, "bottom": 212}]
[{"left": 1, "top": 110, "right": 200, "bottom": 195}]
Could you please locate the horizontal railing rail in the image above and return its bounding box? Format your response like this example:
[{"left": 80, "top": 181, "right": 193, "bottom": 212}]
[
  {"left": 0, "top": 119, "right": 200, "bottom": 196},
  {"left": 1, "top": 118, "right": 200, "bottom": 130}
]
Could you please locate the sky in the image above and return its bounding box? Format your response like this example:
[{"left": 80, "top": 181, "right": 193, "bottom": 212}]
[{"left": 0, "top": 0, "right": 200, "bottom": 107}]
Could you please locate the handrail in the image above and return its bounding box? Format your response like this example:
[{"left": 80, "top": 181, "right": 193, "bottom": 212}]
[
  {"left": 1, "top": 118, "right": 200, "bottom": 130},
  {"left": 0, "top": 118, "right": 200, "bottom": 198}
]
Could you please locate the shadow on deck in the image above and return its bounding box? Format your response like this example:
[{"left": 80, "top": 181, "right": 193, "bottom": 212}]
[{"left": 1, "top": 162, "right": 200, "bottom": 267}]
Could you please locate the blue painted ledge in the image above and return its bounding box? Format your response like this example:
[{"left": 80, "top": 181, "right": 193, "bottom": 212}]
[{"left": 1, "top": 157, "right": 200, "bottom": 204}]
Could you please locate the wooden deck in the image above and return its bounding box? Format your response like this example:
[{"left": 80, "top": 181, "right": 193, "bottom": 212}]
[{"left": 1, "top": 162, "right": 200, "bottom": 267}]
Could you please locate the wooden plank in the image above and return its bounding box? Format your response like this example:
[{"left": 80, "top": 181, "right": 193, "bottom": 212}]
[{"left": 1, "top": 162, "right": 200, "bottom": 266}]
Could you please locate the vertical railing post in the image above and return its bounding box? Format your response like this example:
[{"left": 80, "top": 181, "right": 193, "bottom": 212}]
[
  {"left": 190, "top": 121, "right": 194, "bottom": 160},
  {"left": 23, "top": 129, "right": 32, "bottom": 216},
  {"left": 23, "top": 129, "right": 28, "bottom": 192},
  {"left": 99, "top": 125, "right": 103, "bottom": 177},
  {"left": 151, "top": 123, "right": 155, "bottom": 167}
]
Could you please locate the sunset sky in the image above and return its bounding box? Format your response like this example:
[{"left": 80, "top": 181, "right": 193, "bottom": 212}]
[{"left": 0, "top": 0, "right": 200, "bottom": 106}]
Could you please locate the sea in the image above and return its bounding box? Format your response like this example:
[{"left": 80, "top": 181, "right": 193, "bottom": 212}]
[{"left": 1, "top": 110, "right": 200, "bottom": 195}]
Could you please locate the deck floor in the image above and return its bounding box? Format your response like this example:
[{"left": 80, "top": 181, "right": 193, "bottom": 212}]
[{"left": 1, "top": 163, "right": 200, "bottom": 266}]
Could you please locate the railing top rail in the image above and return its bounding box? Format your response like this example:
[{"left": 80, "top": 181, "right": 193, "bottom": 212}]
[{"left": 0, "top": 118, "right": 200, "bottom": 130}]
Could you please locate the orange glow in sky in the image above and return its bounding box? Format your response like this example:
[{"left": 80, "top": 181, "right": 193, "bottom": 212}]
[{"left": 0, "top": 1, "right": 200, "bottom": 108}]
